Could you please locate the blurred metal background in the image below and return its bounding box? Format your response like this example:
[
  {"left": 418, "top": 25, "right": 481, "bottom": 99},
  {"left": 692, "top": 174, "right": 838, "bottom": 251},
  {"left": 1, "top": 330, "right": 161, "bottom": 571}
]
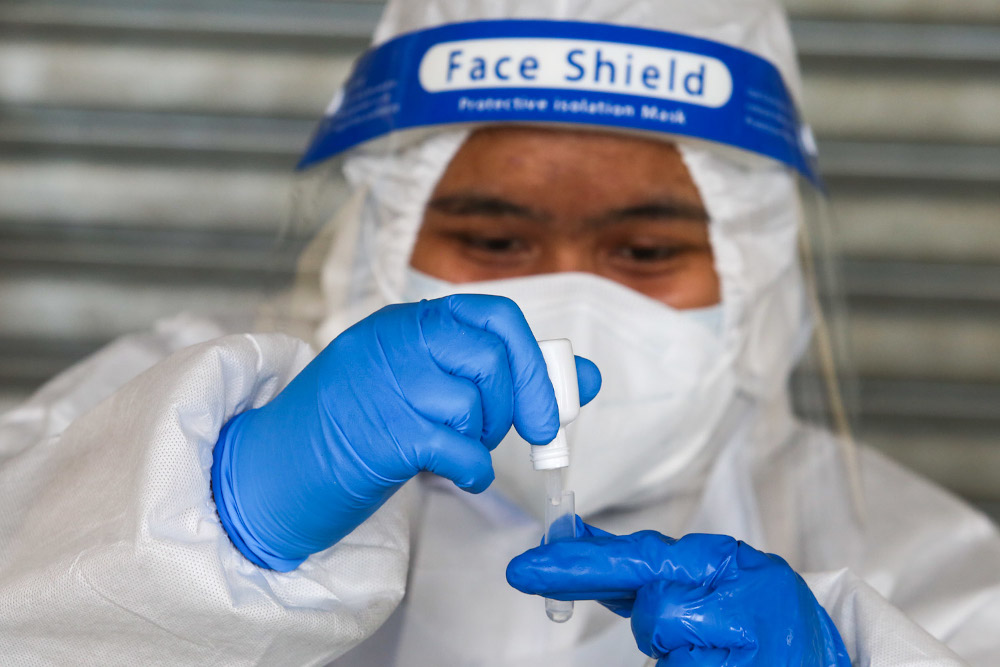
[{"left": 1, "top": 0, "right": 998, "bottom": 520}]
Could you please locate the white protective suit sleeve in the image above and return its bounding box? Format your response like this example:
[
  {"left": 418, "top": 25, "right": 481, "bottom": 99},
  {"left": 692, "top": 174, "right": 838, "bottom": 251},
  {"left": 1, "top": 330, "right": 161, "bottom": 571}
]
[
  {"left": 854, "top": 446, "right": 1000, "bottom": 666},
  {"left": 0, "top": 315, "right": 410, "bottom": 665},
  {"left": 803, "top": 568, "right": 968, "bottom": 666}
]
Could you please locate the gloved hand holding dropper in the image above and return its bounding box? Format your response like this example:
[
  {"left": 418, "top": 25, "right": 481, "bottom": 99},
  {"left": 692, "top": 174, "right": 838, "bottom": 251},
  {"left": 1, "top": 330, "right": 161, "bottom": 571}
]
[{"left": 211, "top": 295, "right": 601, "bottom": 572}]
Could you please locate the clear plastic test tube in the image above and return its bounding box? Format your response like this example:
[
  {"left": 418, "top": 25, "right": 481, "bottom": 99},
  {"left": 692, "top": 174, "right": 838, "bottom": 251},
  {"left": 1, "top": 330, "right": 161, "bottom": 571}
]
[{"left": 544, "top": 469, "right": 576, "bottom": 623}]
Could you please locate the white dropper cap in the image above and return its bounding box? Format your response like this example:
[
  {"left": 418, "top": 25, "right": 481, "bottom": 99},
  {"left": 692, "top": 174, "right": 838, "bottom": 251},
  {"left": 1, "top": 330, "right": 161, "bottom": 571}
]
[{"left": 531, "top": 339, "right": 580, "bottom": 471}]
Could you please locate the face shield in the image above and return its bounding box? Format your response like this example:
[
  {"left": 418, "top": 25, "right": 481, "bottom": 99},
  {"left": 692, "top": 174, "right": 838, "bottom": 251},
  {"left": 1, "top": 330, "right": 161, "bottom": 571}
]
[{"left": 276, "top": 10, "right": 864, "bottom": 537}]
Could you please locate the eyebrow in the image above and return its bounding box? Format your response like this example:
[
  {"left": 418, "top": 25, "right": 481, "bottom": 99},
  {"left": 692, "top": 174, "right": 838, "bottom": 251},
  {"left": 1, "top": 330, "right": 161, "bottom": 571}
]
[
  {"left": 426, "top": 194, "right": 551, "bottom": 222},
  {"left": 426, "top": 192, "right": 709, "bottom": 226},
  {"left": 593, "top": 199, "right": 710, "bottom": 227}
]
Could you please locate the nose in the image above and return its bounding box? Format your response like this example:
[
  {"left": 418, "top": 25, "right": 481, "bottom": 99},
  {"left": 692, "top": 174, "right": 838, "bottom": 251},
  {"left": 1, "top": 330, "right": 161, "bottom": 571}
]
[{"left": 536, "top": 244, "right": 597, "bottom": 275}]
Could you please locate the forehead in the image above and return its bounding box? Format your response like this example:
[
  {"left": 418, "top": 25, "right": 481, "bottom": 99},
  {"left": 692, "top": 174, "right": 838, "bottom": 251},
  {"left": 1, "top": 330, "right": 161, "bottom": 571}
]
[
  {"left": 433, "top": 126, "right": 703, "bottom": 204},
  {"left": 448, "top": 125, "right": 684, "bottom": 165}
]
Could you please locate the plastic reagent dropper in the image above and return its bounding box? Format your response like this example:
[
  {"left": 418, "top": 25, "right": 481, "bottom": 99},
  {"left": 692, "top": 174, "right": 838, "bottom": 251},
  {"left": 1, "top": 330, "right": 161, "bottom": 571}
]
[{"left": 535, "top": 339, "right": 580, "bottom": 623}]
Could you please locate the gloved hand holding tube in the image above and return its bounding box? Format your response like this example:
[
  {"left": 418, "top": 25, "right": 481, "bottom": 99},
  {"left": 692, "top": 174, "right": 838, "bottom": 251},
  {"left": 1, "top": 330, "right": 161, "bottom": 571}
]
[
  {"left": 507, "top": 521, "right": 851, "bottom": 666},
  {"left": 211, "top": 295, "right": 601, "bottom": 572}
]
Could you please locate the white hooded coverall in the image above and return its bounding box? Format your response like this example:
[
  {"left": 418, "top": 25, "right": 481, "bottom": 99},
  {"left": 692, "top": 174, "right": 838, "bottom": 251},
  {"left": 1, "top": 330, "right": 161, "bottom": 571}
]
[{"left": 1, "top": 1, "right": 999, "bottom": 665}]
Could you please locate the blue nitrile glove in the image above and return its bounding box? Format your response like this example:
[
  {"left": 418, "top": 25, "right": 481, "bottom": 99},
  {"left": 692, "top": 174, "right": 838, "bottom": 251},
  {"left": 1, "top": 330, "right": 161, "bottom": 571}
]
[
  {"left": 212, "top": 295, "right": 601, "bottom": 572},
  {"left": 507, "top": 521, "right": 850, "bottom": 666}
]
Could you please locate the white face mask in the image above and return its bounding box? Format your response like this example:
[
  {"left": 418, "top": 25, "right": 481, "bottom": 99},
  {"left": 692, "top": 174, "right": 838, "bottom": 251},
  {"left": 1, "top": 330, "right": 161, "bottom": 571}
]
[{"left": 402, "top": 269, "right": 738, "bottom": 517}]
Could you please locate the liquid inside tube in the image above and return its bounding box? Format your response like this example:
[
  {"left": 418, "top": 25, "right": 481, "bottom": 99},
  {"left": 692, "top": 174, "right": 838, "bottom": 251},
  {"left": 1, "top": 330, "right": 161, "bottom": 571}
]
[{"left": 544, "top": 469, "right": 576, "bottom": 623}]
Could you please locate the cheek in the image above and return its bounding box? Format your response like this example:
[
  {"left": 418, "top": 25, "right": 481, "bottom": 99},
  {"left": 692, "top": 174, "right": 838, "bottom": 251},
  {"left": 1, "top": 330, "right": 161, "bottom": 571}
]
[
  {"left": 409, "top": 233, "right": 466, "bottom": 280},
  {"left": 608, "top": 253, "right": 721, "bottom": 309},
  {"left": 676, "top": 254, "right": 722, "bottom": 308}
]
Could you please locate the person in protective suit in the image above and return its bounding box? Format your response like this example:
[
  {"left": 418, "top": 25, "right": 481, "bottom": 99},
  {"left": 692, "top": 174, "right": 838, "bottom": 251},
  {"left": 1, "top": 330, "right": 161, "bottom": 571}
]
[{"left": 2, "top": 1, "right": 999, "bottom": 666}]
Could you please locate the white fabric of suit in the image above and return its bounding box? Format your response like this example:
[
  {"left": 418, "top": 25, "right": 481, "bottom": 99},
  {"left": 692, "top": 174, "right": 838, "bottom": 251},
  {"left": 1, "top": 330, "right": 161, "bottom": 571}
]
[
  {"left": 0, "top": 317, "right": 412, "bottom": 665},
  {"left": 2, "top": 0, "right": 999, "bottom": 665}
]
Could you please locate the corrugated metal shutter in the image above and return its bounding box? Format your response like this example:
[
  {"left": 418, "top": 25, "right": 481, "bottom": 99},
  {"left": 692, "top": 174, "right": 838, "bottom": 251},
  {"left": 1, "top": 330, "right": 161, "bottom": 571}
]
[{"left": 1, "top": 0, "right": 998, "bottom": 520}]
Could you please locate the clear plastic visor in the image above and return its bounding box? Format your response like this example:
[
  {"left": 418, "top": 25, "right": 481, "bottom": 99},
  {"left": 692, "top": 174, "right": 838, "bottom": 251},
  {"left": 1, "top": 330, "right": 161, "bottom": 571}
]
[{"left": 281, "top": 128, "right": 857, "bottom": 458}]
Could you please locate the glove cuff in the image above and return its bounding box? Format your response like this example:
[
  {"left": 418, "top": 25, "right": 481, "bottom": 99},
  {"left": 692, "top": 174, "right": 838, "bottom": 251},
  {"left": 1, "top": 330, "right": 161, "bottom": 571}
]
[{"left": 212, "top": 413, "right": 307, "bottom": 572}]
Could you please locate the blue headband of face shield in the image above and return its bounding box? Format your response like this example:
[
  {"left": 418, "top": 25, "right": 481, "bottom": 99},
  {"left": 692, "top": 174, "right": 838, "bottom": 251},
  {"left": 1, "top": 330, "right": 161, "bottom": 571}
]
[{"left": 297, "top": 19, "right": 822, "bottom": 189}]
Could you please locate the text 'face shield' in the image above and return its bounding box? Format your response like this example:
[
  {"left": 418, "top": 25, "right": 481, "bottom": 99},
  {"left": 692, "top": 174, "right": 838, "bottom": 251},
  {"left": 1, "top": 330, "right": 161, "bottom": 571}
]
[{"left": 297, "top": 20, "right": 823, "bottom": 190}]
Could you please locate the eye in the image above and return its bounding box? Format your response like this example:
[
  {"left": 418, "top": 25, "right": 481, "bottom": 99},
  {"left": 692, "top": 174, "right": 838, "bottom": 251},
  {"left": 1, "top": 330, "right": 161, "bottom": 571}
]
[
  {"left": 617, "top": 244, "right": 683, "bottom": 262},
  {"left": 604, "top": 236, "right": 712, "bottom": 279},
  {"left": 470, "top": 236, "right": 522, "bottom": 252},
  {"left": 453, "top": 233, "right": 527, "bottom": 254}
]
